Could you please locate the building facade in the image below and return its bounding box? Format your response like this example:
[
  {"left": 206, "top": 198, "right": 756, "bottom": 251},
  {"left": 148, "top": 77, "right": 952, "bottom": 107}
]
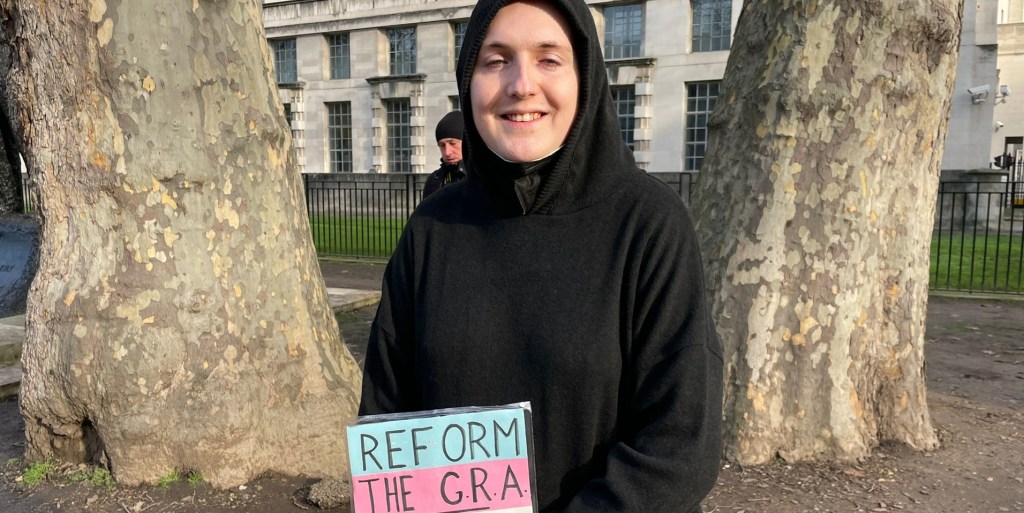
[
  {"left": 261, "top": 0, "right": 740, "bottom": 174},
  {"left": 262, "top": 0, "right": 997, "bottom": 176},
  {"left": 994, "top": 0, "right": 1024, "bottom": 164},
  {"left": 941, "top": 0, "right": 999, "bottom": 172}
]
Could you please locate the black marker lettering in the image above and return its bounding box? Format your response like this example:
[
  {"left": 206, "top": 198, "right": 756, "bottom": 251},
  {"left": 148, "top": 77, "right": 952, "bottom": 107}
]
[
  {"left": 385, "top": 429, "right": 407, "bottom": 469},
  {"left": 361, "top": 433, "right": 383, "bottom": 472},
  {"left": 501, "top": 464, "right": 524, "bottom": 500},
  {"left": 470, "top": 467, "right": 491, "bottom": 503},
  {"left": 493, "top": 418, "right": 520, "bottom": 457},
  {"left": 468, "top": 421, "right": 491, "bottom": 459},
  {"left": 410, "top": 426, "right": 432, "bottom": 466},
  {"left": 357, "top": 477, "right": 380, "bottom": 513},
  {"left": 440, "top": 471, "right": 463, "bottom": 505},
  {"left": 442, "top": 424, "right": 467, "bottom": 462}
]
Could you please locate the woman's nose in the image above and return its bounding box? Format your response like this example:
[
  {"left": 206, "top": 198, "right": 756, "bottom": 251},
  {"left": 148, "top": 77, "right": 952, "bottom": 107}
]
[{"left": 506, "top": 60, "right": 535, "bottom": 98}]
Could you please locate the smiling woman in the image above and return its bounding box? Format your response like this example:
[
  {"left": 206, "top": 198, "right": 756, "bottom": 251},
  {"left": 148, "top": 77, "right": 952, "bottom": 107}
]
[
  {"left": 359, "top": 0, "right": 724, "bottom": 511},
  {"left": 469, "top": 1, "right": 579, "bottom": 163}
]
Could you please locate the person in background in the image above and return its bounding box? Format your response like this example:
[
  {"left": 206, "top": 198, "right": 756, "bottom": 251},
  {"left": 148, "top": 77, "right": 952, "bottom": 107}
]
[
  {"left": 360, "top": 0, "right": 724, "bottom": 511},
  {"left": 422, "top": 111, "right": 466, "bottom": 198}
]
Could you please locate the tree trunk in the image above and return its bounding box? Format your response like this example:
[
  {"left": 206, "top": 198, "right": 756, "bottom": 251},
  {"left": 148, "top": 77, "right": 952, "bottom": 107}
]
[
  {"left": 1, "top": 0, "right": 362, "bottom": 487},
  {"left": 692, "top": 0, "right": 962, "bottom": 465}
]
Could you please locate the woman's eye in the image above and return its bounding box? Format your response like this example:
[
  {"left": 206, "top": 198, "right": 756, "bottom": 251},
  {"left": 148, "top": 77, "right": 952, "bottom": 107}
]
[
  {"left": 539, "top": 57, "right": 566, "bottom": 69},
  {"left": 483, "top": 57, "right": 507, "bottom": 68}
]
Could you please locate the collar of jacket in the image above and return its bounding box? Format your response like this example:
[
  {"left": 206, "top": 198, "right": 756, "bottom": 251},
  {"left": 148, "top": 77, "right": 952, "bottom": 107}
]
[{"left": 439, "top": 160, "right": 467, "bottom": 177}]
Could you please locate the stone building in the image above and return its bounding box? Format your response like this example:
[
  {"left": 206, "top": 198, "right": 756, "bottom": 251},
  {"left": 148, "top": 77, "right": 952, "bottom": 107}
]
[
  {"left": 261, "top": 0, "right": 997, "bottom": 176},
  {"left": 937, "top": 0, "right": 999, "bottom": 173},
  {"left": 993, "top": 0, "right": 1024, "bottom": 166},
  {"left": 261, "top": 0, "right": 740, "bottom": 174}
]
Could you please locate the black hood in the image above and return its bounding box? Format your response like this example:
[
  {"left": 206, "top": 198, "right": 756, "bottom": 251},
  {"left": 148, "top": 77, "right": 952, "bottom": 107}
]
[{"left": 456, "top": 0, "right": 641, "bottom": 215}]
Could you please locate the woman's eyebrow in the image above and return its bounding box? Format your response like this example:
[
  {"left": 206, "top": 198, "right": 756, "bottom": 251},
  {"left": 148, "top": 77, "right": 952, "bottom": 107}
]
[{"left": 480, "top": 39, "right": 571, "bottom": 51}]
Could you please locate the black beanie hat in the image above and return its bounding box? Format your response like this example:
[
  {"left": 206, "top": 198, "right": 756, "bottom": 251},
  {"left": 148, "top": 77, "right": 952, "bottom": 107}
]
[{"left": 435, "top": 111, "right": 465, "bottom": 142}]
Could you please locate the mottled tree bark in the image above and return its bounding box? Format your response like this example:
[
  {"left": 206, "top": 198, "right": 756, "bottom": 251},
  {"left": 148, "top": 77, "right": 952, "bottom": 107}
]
[
  {"left": 693, "top": 0, "right": 962, "bottom": 465},
  {"left": 1, "top": 0, "right": 361, "bottom": 487}
]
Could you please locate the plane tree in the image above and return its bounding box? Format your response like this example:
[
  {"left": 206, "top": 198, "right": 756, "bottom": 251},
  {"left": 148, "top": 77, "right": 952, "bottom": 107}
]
[
  {"left": 692, "top": 0, "right": 963, "bottom": 464},
  {"left": 0, "top": 0, "right": 361, "bottom": 486}
]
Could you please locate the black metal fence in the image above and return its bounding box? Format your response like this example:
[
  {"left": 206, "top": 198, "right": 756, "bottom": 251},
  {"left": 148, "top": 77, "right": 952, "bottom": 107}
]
[
  {"left": 302, "top": 173, "right": 427, "bottom": 260},
  {"left": 303, "top": 172, "right": 1024, "bottom": 295},
  {"left": 20, "top": 172, "right": 35, "bottom": 212},
  {"left": 18, "top": 172, "right": 1023, "bottom": 294},
  {"left": 932, "top": 179, "right": 1024, "bottom": 294},
  {"left": 301, "top": 172, "right": 697, "bottom": 259}
]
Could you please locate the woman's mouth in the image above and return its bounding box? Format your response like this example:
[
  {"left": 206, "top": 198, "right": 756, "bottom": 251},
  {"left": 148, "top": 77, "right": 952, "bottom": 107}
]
[{"left": 504, "top": 112, "right": 543, "bottom": 122}]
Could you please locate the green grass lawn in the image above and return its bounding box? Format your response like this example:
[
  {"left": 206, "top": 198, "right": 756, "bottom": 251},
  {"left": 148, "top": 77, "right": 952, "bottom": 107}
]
[
  {"left": 308, "top": 215, "right": 406, "bottom": 259},
  {"left": 309, "top": 215, "right": 1024, "bottom": 294},
  {"left": 931, "top": 232, "right": 1024, "bottom": 293}
]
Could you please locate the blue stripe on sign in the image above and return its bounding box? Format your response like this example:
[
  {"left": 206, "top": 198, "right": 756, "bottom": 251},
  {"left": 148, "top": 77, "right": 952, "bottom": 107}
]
[{"left": 347, "top": 407, "right": 529, "bottom": 476}]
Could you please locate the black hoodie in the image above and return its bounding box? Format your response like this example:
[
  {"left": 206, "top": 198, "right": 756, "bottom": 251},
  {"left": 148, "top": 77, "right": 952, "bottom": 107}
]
[{"left": 359, "top": 0, "right": 724, "bottom": 511}]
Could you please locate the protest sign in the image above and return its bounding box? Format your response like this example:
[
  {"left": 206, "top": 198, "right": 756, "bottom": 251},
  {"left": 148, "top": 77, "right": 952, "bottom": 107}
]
[{"left": 347, "top": 403, "right": 538, "bottom": 513}]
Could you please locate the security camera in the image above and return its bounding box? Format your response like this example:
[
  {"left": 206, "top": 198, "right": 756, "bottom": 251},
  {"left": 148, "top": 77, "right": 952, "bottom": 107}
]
[
  {"left": 1000, "top": 84, "right": 1011, "bottom": 97},
  {"left": 968, "top": 84, "right": 991, "bottom": 96},
  {"left": 997, "top": 121, "right": 1005, "bottom": 128}
]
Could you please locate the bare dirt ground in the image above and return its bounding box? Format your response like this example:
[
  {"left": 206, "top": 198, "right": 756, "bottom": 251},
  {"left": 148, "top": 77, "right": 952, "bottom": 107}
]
[{"left": 0, "top": 260, "right": 1021, "bottom": 512}]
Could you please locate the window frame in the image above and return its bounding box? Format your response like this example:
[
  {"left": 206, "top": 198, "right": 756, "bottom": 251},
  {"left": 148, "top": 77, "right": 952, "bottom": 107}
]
[
  {"left": 691, "top": 0, "right": 732, "bottom": 53},
  {"left": 685, "top": 81, "right": 720, "bottom": 172},
  {"left": 603, "top": 3, "right": 644, "bottom": 60},
  {"left": 326, "top": 102, "right": 353, "bottom": 173},
  {"left": 387, "top": 27, "right": 417, "bottom": 76},
  {"left": 452, "top": 21, "right": 468, "bottom": 71},
  {"left": 270, "top": 38, "right": 298, "bottom": 83},
  {"left": 385, "top": 98, "right": 412, "bottom": 173},
  {"left": 610, "top": 86, "right": 636, "bottom": 150},
  {"left": 327, "top": 33, "right": 350, "bottom": 80}
]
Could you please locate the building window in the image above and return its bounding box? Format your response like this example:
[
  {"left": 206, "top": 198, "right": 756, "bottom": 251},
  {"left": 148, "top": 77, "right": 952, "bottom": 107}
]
[
  {"left": 326, "top": 102, "right": 353, "bottom": 172},
  {"left": 611, "top": 86, "right": 636, "bottom": 150},
  {"left": 270, "top": 38, "right": 297, "bottom": 83},
  {"left": 685, "top": 81, "right": 719, "bottom": 171},
  {"left": 388, "top": 27, "right": 417, "bottom": 75},
  {"left": 604, "top": 4, "right": 643, "bottom": 60},
  {"left": 691, "top": 0, "right": 731, "bottom": 52},
  {"left": 453, "top": 22, "right": 468, "bottom": 70},
  {"left": 282, "top": 103, "right": 298, "bottom": 142},
  {"left": 385, "top": 99, "right": 412, "bottom": 172},
  {"left": 283, "top": 103, "right": 293, "bottom": 128},
  {"left": 449, "top": 96, "right": 461, "bottom": 112},
  {"left": 328, "top": 34, "right": 350, "bottom": 80}
]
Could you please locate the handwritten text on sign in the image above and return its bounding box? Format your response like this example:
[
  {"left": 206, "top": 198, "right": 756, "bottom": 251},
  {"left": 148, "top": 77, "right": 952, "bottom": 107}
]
[{"left": 347, "top": 405, "right": 536, "bottom": 513}]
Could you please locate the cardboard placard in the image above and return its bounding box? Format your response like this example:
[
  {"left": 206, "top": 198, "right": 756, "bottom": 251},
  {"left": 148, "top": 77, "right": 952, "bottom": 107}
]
[{"left": 347, "top": 403, "right": 538, "bottom": 513}]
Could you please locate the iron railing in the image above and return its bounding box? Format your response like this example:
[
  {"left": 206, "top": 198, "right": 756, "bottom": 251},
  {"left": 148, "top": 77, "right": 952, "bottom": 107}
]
[
  {"left": 301, "top": 172, "right": 697, "bottom": 259},
  {"left": 932, "top": 180, "right": 1024, "bottom": 295},
  {"left": 18, "top": 172, "right": 1023, "bottom": 294},
  {"left": 19, "top": 172, "right": 34, "bottom": 212},
  {"left": 302, "top": 172, "right": 426, "bottom": 259}
]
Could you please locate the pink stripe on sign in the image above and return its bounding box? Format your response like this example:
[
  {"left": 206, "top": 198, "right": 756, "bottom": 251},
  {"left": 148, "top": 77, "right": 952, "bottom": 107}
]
[{"left": 351, "top": 458, "right": 533, "bottom": 513}]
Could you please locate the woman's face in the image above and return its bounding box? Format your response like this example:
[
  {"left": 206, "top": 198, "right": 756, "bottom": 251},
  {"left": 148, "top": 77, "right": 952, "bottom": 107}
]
[{"left": 470, "top": 1, "right": 580, "bottom": 163}]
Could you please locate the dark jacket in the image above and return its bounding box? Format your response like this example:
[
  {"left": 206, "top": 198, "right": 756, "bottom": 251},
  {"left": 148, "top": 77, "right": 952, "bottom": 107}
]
[
  {"left": 360, "top": 0, "right": 724, "bottom": 511},
  {"left": 422, "top": 159, "right": 466, "bottom": 198}
]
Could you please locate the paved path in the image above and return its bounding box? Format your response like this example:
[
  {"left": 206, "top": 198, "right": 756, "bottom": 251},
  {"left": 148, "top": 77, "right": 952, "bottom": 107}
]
[{"left": 326, "top": 287, "right": 381, "bottom": 312}]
